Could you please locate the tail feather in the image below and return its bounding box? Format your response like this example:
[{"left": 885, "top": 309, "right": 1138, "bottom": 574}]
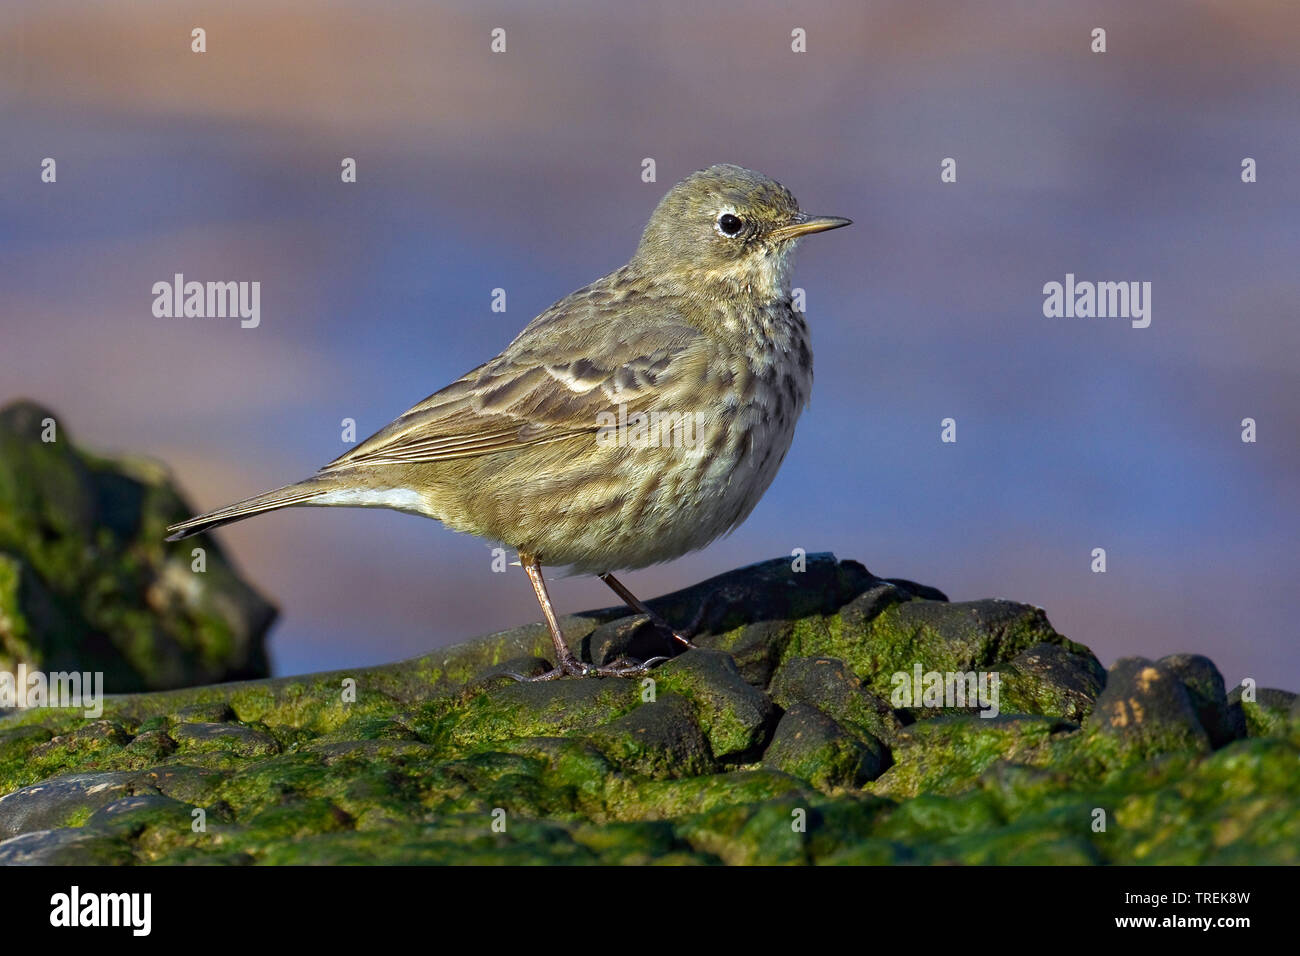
[{"left": 165, "top": 480, "right": 330, "bottom": 541}]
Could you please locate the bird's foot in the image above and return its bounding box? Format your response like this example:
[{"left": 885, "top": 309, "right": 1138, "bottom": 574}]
[{"left": 508, "top": 654, "right": 669, "bottom": 681}]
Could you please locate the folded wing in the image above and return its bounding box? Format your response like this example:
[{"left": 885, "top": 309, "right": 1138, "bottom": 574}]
[{"left": 322, "top": 295, "right": 707, "bottom": 471}]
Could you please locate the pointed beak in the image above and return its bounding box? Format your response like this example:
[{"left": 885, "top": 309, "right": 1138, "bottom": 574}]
[{"left": 768, "top": 214, "right": 852, "bottom": 243}]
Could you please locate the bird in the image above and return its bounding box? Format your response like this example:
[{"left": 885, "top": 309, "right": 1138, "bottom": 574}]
[{"left": 166, "top": 164, "right": 850, "bottom": 680}]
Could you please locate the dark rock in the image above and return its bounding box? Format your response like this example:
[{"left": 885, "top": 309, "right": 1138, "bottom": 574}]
[
  {"left": 1159, "top": 654, "right": 1245, "bottom": 748},
  {"left": 124, "top": 729, "right": 177, "bottom": 761},
  {"left": 128, "top": 765, "right": 227, "bottom": 804},
  {"left": 762, "top": 704, "right": 886, "bottom": 790},
  {"left": 467, "top": 656, "right": 554, "bottom": 687},
  {"left": 171, "top": 722, "right": 281, "bottom": 758},
  {"left": 449, "top": 675, "right": 642, "bottom": 748},
  {"left": 86, "top": 794, "right": 190, "bottom": 828},
  {"left": 176, "top": 702, "right": 237, "bottom": 723},
  {"left": 0, "top": 399, "right": 275, "bottom": 692},
  {"left": 650, "top": 554, "right": 876, "bottom": 639},
  {"left": 653, "top": 649, "right": 777, "bottom": 759},
  {"left": 701, "top": 619, "right": 795, "bottom": 687},
  {"left": 1227, "top": 685, "right": 1298, "bottom": 737},
  {"left": 586, "top": 694, "right": 715, "bottom": 778},
  {"left": 668, "top": 554, "right": 881, "bottom": 685},
  {"left": 30, "top": 719, "right": 131, "bottom": 758},
  {"left": 835, "top": 579, "right": 915, "bottom": 637},
  {"left": 0, "top": 771, "right": 141, "bottom": 836},
  {"left": 585, "top": 616, "right": 677, "bottom": 668},
  {"left": 886, "top": 579, "right": 950, "bottom": 602},
  {"left": 769, "top": 656, "right": 902, "bottom": 744},
  {"left": 0, "top": 827, "right": 132, "bottom": 865},
  {"left": 1084, "top": 658, "right": 1211, "bottom": 760},
  {"left": 1000, "top": 642, "right": 1106, "bottom": 722}
]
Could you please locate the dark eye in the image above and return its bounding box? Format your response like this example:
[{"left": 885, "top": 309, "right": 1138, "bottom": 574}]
[{"left": 717, "top": 213, "right": 743, "bottom": 236}]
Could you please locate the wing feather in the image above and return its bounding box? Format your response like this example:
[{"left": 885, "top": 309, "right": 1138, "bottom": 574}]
[{"left": 322, "top": 289, "right": 706, "bottom": 471}]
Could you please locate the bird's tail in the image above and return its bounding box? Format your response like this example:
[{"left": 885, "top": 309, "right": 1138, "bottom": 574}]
[{"left": 165, "top": 479, "right": 334, "bottom": 541}]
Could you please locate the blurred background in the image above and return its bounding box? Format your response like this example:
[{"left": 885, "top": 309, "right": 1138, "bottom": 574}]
[{"left": 1, "top": 0, "right": 1296, "bottom": 687}]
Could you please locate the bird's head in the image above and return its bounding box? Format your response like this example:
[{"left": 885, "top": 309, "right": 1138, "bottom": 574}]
[{"left": 632, "top": 164, "right": 850, "bottom": 301}]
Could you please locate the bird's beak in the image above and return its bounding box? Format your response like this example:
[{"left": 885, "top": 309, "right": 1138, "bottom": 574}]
[{"left": 768, "top": 214, "right": 852, "bottom": 242}]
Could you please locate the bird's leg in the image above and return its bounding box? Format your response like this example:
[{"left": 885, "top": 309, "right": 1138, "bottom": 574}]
[
  {"left": 598, "top": 572, "right": 698, "bottom": 649},
  {"left": 512, "top": 556, "right": 667, "bottom": 681},
  {"left": 520, "top": 556, "right": 582, "bottom": 680}
]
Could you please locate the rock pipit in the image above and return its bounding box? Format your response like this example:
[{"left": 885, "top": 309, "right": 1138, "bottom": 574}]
[{"left": 167, "top": 164, "right": 850, "bottom": 679}]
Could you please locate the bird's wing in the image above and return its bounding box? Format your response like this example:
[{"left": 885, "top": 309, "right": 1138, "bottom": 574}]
[{"left": 321, "top": 292, "right": 708, "bottom": 470}]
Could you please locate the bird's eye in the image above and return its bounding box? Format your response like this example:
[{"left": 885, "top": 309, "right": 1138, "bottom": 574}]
[{"left": 717, "top": 213, "right": 743, "bottom": 236}]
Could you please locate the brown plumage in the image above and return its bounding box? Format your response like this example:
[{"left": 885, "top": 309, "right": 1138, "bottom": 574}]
[{"left": 166, "top": 164, "right": 850, "bottom": 678}]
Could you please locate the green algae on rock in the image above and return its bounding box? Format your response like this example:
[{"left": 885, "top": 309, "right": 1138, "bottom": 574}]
[
  {"left": 0, "top": 553, "right": 1294, "bottom": 865},
  {"left": 0, "top": 400, "right": 273, "bottom": 692}
]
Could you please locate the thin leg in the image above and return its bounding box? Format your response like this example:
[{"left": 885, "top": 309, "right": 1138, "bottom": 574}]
[
  {"left": 523, "top": 555, "right": 582, "bottom": 679},
  {"left": 510, "top": 555, "right": 669, "bottom": 681},
  {"left": 598, "top": 572, "right": 697, "bottom": 649}
]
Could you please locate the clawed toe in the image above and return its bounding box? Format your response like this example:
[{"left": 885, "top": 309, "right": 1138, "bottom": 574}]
[
  {"left": 505, "top": 667, "right": 564, "bottom": 682},
  {"left": 510, "top": 654, "right": 668, "bottom": 681},
  {"left": 592, "top": 655, "right": 669, "bottom": 676}
]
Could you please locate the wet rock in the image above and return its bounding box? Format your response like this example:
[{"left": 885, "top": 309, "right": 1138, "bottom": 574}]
[
  {"left": 0, "top": 827, "right": 133, "bottom": 865},
  {"left": 86, "top": 793, "right": 190, "bottom": 828},
  {"left": 0, "top": 771, "right": 141, "bottom": 836}
]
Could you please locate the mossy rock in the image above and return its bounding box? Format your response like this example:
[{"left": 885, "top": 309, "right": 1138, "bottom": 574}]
[
  {"left": 1228, "top": 685, "right": 1297, "bottom": 739},
  {"left": 0, "top": 400, "right": 274, "bottom": 692},
  {"left": 0, "top": 552, "right": 1293, "bottom": 864},
  {"left": 762, "top": 704, "right": 886, "bottom": 792}
]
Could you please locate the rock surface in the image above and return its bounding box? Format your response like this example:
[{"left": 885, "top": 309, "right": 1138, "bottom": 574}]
[
  {"left": 0, "top": 552, "right": 1294, "bottom": 865},
  {"left": 0, "top": 400, "right": 274, "bottom": 691}
]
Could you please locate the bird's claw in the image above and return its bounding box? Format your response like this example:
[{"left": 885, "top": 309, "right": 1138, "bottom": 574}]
[{"left": 507, "top": 654, "right": 669, "bottom": 681}]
